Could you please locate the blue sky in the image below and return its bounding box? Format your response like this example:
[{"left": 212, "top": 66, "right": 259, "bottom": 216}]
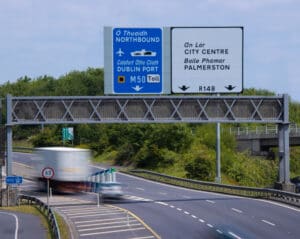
[{"left": 1, "top": 0, "right": 299, "bottom": 102}]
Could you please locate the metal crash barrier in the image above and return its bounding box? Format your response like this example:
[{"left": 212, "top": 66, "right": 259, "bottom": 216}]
[
  {"left": 18, "top": 194, "right": 61, "bottom": 239},
  {"left": 126, "top": 169, "right": 300, "bottom": 208}
]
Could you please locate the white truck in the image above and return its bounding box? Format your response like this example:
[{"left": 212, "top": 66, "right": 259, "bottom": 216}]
[{"left": 34, "top": 147, "right": 91, "bottom": 193}]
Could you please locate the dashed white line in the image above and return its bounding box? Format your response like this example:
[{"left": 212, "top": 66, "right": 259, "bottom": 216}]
[
  {"left": 184, "top": 211, "right": 190, "bottom": 215},
  {"left": 158, "top": 192, "right": 167, "bottom": 195},
  {"left": 199, "top": 219, "right": 205, "bottom": 223},
  {"left": 262, "top": 219, "right": 276, "bottom": 227},
  {"left": 177, "top": 208, "right": 182, "bottom": 211},
  {"left": 182, "top": 195, "right": 191, "bottom": 199},
  {"left": 216, "top": 229, "right": 223, "bottom": 234},
  {"left": 169, "top": 205, "right": 175, "bottom": 208},
  {"left": 191, "top": 215, "right": 197, "bottom": 219},
  {"left": 206, "top": 200, "right": 215, "bottom": 204},
  {"left": 155, "top": 201, "right": 168, "bottom": 206},
  {"left": 207, "top": 223, "right": 213, "bottom": 228},
  {"left": 231, "top": 208, "right": 243, "bottom": 214},
  {"left": 136, "top": 187, "right": 145, "bottom": 191},
  {"left": 228, "top": 231, "right": 242, "bottom": 239}
]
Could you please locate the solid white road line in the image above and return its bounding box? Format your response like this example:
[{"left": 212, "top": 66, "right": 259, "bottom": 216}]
[
  {"left": 80, "top": 227, "right": 146, "bottom": 236},
  {"left": 0, "top": 212, "right": 19, "bottom": 239},
  {"left": 74, "top": 217, "right": 132, "bottom": 224},
  {"left": 78, "top": 222, "right": 142, "bottom": 232},
  {"left": 76, "top": 219, "right": 137, "bottom": 228},
  {"left": 129, "top": 236, "right": 155, "bottom": 239}
]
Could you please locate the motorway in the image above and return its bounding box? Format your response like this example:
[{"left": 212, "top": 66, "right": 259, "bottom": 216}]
[{"left": 12, "top": 152, "right": 300, "bottom": 238}]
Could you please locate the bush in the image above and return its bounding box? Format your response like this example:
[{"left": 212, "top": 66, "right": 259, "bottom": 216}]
[{"left": 185, "top": 155, "right": 215, "bottom": 181}]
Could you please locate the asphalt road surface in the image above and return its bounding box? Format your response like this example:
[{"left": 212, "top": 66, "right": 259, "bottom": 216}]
[
  {"left": 0, "top": 210, "right": 47, "bottom": 239},
  {"left": 13, "top": 152, "right": 300, "bottom": 239}
]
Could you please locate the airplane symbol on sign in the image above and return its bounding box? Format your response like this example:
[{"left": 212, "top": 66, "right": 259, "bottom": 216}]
[{"left": 116, "top": 48, "right": 124, "bottom": 57}]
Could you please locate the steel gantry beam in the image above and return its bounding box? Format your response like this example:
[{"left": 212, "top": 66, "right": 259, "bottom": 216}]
[
  {"left": 7, "top": 95, "right": 285, "bottom": 124},
  {"left": 5, "top": 94, "right": 293, "bottom": 190}
]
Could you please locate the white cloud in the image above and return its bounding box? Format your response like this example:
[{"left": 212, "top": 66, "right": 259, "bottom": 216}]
[{"left": 0, "top": 0, "right": 300, "bottom": 102}]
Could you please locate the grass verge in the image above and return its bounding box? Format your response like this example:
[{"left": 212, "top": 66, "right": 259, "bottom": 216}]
[{"left": 2, "top": 205, "right": 70, "bottom": 239}]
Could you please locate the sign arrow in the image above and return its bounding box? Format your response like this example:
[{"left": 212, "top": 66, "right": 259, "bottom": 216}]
[
  {"left": 132, "top": 85, "right": 143, "bottom": 91},
  {"left": 179, "top": 85, "right": 190, "bottom": 91},
  {"left": 225, "top": 85, "right": 236, "bottom": 91}
]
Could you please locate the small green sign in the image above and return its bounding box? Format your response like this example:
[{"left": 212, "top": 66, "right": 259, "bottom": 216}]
[{"left": 62, "top": 127, "right": 74, "bottom": 141}]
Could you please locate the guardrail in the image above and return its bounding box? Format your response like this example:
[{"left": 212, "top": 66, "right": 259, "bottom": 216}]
[
  {"left": 18, "top": 194, "right": 61, "bottom": 239},
  {"left": 229, "top": 124, "right": 300, "bottom": 136},
  {"left": 126, "top": 169, "right": 300, "bottom": 208}
]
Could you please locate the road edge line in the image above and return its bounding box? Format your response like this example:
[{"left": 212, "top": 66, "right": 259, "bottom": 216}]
[{"left": 106, "top": 204, "right": 161, "bottom": 239}]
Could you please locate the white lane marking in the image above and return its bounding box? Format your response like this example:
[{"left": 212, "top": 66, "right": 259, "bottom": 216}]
[
  {"left": 231, "top": 208, "right": 243, "bottom": 214},
  {"left": 177, "top": 208, "right": 182, "bottom": 211},
  {"left": 70, "top": 212, "right": 125, "bottom": 219},
  {"left": 182, "top": 195, "right": 191, "bottom": 199},
  {"left": 228, "top": 231, "right": 242, "bottom": 239},
  {"left": 199, "top": 219, "right": 205, "bottom": 223},
  {"left": 159, "top": 192, "right": 167, "bottom": 195},
  {"left": 216, "top": 229, "right": 223, "bottom": 234},
  {"left": 117, "top": 169, "right": 300, "bottom": 213},
  {"left": 0, "top": 212, "right": 19, "bottom": 239},
  {"left": 169, "top": 205, "right": 175, "bottom": 208},
  {"left": 262, "top": 219, "right": 276, "bottom": 226},
  {"left": 255, "top": 198, "right": 300, "bottom": 213},
  {"left": 129, "top": 236, "right": 155, "bottom": 239},
  {"left": 66, "top": 210, "right": 119, "bottom": 216},
  {"left": 80, "top": 227, "right": 145, "bottom": 236},
  {"left": 78, "top": 223, "right": 142, "bottom": 232},
  {"left": 206, "top": 200, "right": 215, "bottom": 204},
  {"left": 136, "top": 187, "right": 145, "bottom": 191},
  {"left": 207, "top": 223, "right": 213, "bottom": 228},
  {"left": 191, "top": 215, "right": 197, "bottom": 219},
  {"left": 77, "top": 219, "right": 137, "bottom": 228},
  {"left": 75, "top": 217, "right": 131, "bottom": 224},
  {"left": 184, "top": 211, "right": 190, "bottom": 215},
  {"left": 155, "top": 201, "right": 168, "bottom": 206},
  {"left": 125, "top": 195, "right": 153, "bottom": 202}
]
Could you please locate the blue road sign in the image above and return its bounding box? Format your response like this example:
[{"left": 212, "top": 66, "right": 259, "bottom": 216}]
[
  {"left": 113, "top": 28, "right": 162, "bottom": 94},
  {"left": 6, "top": 176, "right": 23, "bottom": 185}
]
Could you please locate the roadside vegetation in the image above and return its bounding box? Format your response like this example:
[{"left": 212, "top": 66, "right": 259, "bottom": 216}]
[{"left": 1, "top": 67, "right": 300, "bottom": 188}]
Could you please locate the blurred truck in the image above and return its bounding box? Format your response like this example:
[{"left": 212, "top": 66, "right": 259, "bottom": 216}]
[{"left": 34, "top": 147, "right": 91, "bottom": 193}]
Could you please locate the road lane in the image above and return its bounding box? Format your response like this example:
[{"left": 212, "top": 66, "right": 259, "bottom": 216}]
[
  {"left": 0, "top": 210, "right": 47, "bottom": 239},
  {"left": 14, "top": 152, "right": 300, "bottom": 239},
  {"left": 110, "top": 171, "right": 300, "bottom": 239}
]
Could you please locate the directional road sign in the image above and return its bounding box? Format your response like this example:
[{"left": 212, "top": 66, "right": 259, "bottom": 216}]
[
  {"left": 171, "top": 27, "right": 243, "bottom": 94},
  {"left": 6, "top": 176, "right": 23, "bottom": 184},
  {"left": 62, "top": 127, "right": 74, "bottom": 141},
  {"left": 112, "top": 27, "right": 163, "bottom": 94}
]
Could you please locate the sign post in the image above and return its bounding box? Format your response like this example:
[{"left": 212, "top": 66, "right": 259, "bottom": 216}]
[{"left": 42, "top": 167, "right": 54, "bottom": 208}]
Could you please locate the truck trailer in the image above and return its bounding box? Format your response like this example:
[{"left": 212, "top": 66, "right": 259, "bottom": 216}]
[{"left": 34, "top": 147, "right": 91, "bottom": 193}]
